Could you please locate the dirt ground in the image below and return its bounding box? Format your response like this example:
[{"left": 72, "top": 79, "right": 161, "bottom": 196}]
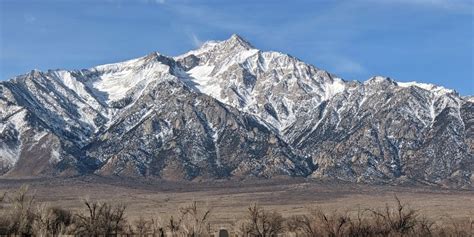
[{"left": 0, "top": 176, "right": 472, "bottom": 227}]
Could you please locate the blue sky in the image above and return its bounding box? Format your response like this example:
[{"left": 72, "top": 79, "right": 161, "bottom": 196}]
[{"left": 1, "top": 0, "right": 473, "bottom": 95}]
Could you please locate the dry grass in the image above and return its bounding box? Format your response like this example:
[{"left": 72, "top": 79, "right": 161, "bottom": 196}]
[
  {"left": 0, "top": 184, "right": 472, "bottom": 236},
  {"left": 1, "top": 177, "right": 472, "bottom": 222}
]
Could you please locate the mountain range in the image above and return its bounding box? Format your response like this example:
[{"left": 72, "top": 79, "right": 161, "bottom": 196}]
[{"left": 1, "top": 34, "right": 472, "bottom": 188}]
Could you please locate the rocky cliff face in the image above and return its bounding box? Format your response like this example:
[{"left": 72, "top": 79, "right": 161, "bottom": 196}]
[{"left": 0, "top": 34, "right": 472, "bottom": 187}]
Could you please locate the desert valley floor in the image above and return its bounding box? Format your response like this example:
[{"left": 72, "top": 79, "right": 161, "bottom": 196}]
[{"left": 0, "top": 176, "right": 472, "bottom": 227}]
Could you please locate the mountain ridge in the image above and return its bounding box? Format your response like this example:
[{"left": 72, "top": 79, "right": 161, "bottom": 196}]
[{"left": 1, "top": 34, "right": 472, "bottom": 188}]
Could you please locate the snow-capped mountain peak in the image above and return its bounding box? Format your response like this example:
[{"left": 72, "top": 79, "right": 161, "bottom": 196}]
[
  {"left": 225, "top": 33, "right": 254, "bottom": 49},
  {"left": 175, "top": 34, "right": 253, "bottom": 61},
  {"left": 397, "top": 81, "right": 456, "bottom": 96},
  {"left": 0, "top": 34, "right": 471, "bottom": 187}
]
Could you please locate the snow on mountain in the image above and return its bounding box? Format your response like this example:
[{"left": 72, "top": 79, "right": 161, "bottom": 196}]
[
  {"left": 397, "top": 81, "right": 455, "bottom": 96},
  {"left": 464, "top": 96, "right": 474, "bottom": 103},
  {"left": 89, "top": 54, "right": 170, "bottom": 103},
  {"left": 0, "top": 34, "right": 472, "bottom": 187},
  {"left": 174, "top": 35, "right": 350, "bottom": 132}
]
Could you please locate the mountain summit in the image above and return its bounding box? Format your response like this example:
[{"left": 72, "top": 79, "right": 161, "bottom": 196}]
[{"left": 0, "top": 35, "right": 472, "bottom": 187}]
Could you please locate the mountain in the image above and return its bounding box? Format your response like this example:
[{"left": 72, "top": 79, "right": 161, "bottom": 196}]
[{"left": 1, "top": 34, "right": 472, "bottom": 187}]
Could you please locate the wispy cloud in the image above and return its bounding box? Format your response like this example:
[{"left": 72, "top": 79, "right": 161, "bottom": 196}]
[
  {"left": 315, "top": 54, "right": 368, "bottom": 76},
  {"left": 167, "top": 3, "right": 263, "bottom": 34},
  {"left": 190, "top": 33, "right": 203, "bottom": 47},
  {"left": 163, "top": 1, "right": 367, "bottom": 78},
  {"left": 335, "top": 58, "right": 367, "bottom": 75},
  {"left": 137, "top": 0, "right": 165, "bottom": 5},
  {"left": 24, "top": 14, "right": 36, "bottom": 24},
  {"left": 361, "top": 0, "right": 473, "bottom": 13}
]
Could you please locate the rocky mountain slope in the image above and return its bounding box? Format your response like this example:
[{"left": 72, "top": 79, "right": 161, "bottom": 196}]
[{"left": 1, "top": 34, "right": 472, "bottom": 187}]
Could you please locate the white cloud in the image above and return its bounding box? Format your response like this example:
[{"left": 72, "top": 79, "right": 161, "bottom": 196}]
[{"left": 156, "top": 0, "right": 165, "bottom": 4}]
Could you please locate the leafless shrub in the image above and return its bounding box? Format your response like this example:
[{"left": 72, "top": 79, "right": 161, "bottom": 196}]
[
  {"left": 32, "top": 204, "right": 73, "bottom": 236},
  {"left": 73, "top": 199, "right": 127, "bottom": 235},
  {"left": 0, "top": 191, "right": 5, "bottom": 206},
  {"left": 0, "top": 186, "right": 473, "bottom": 236},
  {"left": 0, "top": 191, "right": 7, "bottom": 234},
  {"left": 286, "top": 214, "right": 320, "bottom": 237},
  {"left": 282, "top": 198, "right": 445, "bottom": 237},
  {"left": 345, "top": 208, "right": 374, "bottom": 237},
  {"left": 130, "top": 216, "right": 165, "bottom": 236},
  {"left": 3, "top": 185, "right": 36, "bottom": 235},
  {"left": 179, "top": 201, "right": 212, "bottom": 237},
  {"left": 239, "top": 203, "right": 284, "bottom": 237},
  {"left": 0, "top": 217, "right": 7, "bottom": 235},
  {"left": 286, "top": 209, "right": 357, "bottom": 237},
  {"left": 367, "top": 196, "right": 419, "bottom": 235},
  {"left": 133, "top": 215, "right": 152, "bottom": 236},
  {"left": 149, "top": 216, "right": 166, "bottom": 237},
  {"left": 167, "top": 215, "right": 182, "bottom": 237},
  {"left": 438, "top": 216, "right": 474, "bottom": 237},
  {"left": 315, "top": 209, "right": 352, "bottom": 237}
]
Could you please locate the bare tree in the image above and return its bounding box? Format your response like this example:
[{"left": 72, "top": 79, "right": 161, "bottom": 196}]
[
  {"left": 179, "top": 201, "right": 212, "bottom": 237},
  {"left": 134, "top": 216, "right": 151, "bottom": 236},
  {"left": 314, "top": 209, "right": 350, "bottom": 237},
  {"left": 167, "top": 215, "right": 182, "bottom": 237},
  {"left": 240, "top": 203, "right": 284, "bottom": 237},
  {"left": 0, "top": 191, "right": 7, "bottom": 234},
  {"left": 150, "top": 217, "right": 166, "bottom": 237},
  {"left": 32, "top": 204, "right": 73, "bottom": 236},
  {"left": 0, "top": 191, "right": 5, "bottom": 207},
  {"left": 368, "top": 196, "right": 418, "bottom": 235},
  {"left": 6, "top": 185, "right": 36, "bottom": 235},
  {"left": 286, "top": 214, "right": 319, "bottom": 237},
  {"left": 74, "top": 199, "right": 127, "bottom": 236}
]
